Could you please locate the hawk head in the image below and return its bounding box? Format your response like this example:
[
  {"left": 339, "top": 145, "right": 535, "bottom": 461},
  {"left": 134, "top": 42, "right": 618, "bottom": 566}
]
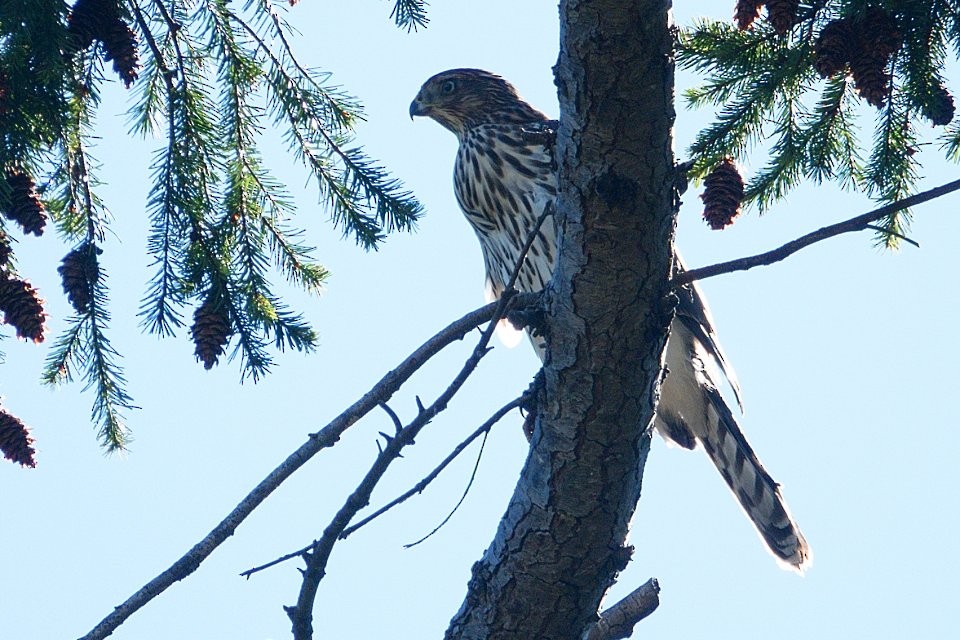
[{"left": 410, "top": 68, "right": 548, "bottom": 138}]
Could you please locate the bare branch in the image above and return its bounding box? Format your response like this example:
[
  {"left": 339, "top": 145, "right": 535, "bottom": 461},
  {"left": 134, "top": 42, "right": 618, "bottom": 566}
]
[
  {"left": 674, "top": 177, "right": 960, "bottom": 286},
  {"left": 76, "top": 295, "right": 532, "bottom": 640},
  {"left": 340, "top": 395, "right": 525, "bottom": 540},
  {"left": 583, "top": 578, "right": 661, "bottom": 640},
  {"left": 240, "top": 543, "right": 314, "bottom": 580},
  {"left": 287, "top": 209, "right": 552, "bottom": 640},
  {"left": 402, "top": 421, "right": 490, "bottom": 548}
]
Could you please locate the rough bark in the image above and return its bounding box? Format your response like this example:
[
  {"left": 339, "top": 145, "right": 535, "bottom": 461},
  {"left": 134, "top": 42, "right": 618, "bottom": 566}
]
[{"left": 444, "top": 1, "right": 676, "bottom": 639}]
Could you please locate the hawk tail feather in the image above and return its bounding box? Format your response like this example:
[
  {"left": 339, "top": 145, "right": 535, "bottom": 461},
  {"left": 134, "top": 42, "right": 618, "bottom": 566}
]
[{"left": 700, "top": 386, "right": 811, "bottom": 572}]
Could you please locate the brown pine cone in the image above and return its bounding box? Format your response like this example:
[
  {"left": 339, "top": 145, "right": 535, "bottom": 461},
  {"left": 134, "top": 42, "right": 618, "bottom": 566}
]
[
  {"left": 0, "top": 275, "right": 46, "bottom": 342},
  {"left": 0, "top": 408, "right": 37, "bottom": 467},
  {"left": 102, "top": 19, "right": 140, "bottom": 88},
  {"left": 701, "top": 159, "right": 745, "bottom": 230},
  {"left": 191, "top": 295, "right": 232, "bottom": 370},
  {"left": 58, "top": 245, "right": 100, "bottom": 314},
  {"left": 849, "top": 48, "right": 891, "bottom": 108},
  {"left": 0, "top": 231, "right": 11, "bottom": 267},
  {"left": 3, "top": 171, "right": 47, "bottom": 236},
  {"left": 66, "top": 0, "right": 139, "bottom": 87},
  {"left": 814, "top": 19, "right": 854, "bottom": 77},
  {"left": 67, "top": 0, "right": 116, "bottom": 52},
  {"left": 766, "top": 0, "right": 799, "bottom": 35},
  {"left": 735, "top": 0, "right": 765, "bottom": 30},
  {"left": 859, "top": 7, "right": 902, "bottom": 59},
  {"left": 923, "top": 85, "right": 955, "bottom": 126}
]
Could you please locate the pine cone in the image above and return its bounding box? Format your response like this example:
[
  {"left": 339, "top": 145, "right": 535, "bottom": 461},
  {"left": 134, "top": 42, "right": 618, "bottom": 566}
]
[
  {"left": 102, "top": 19, "right": 140, "bottom": 88},
  {"left": 66, "top": 0, "right": 139, "bottom": 87},
  {"left": 0, "top": 230, "right": 11, "bottom": 268},
  {"left": 846, "top": 7, "right": 901, "bottom": 108},
  {"left": 859, "top": 7, "right": 902, "bottom": 60},
  {"left": 700, "top": 159, "right": 744, "bottom": 230},
  {"left": 58, "top": 245, "right": 100, "bottom": 314},
  {"left": 66, "top": 0, "right": 115, "bottom": 52},
  {"left": 814, "top": 19, "right": 854, "bottom": 77},
  {"left": 923, "top": 85, "right": 955, "bottom": 126},
  {"left": 0, "top": 275, "right": 46, "bottom": 342},
  {"left": 191, "top": 296, "right": 232, "bottom": 370},
  {"left": 766, "top": 0, "right": 799, "bottom": 35},
  {"left": 0, "top": 408, "right": 36, "bottom": 467},
  {"left": 849, "top": 47, "right": 891, "bottom": 108},
  {"left": 735, "top": 0, "right": 764, "bottom": 30},
  {"left": 3, "top": 171, "right": 47, "bottom": 236}
]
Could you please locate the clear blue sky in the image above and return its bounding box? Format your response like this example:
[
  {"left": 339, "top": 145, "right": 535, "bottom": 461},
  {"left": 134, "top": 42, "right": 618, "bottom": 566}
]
[{"left": 2, "top": 2, "right": 957, "bottom": 638}]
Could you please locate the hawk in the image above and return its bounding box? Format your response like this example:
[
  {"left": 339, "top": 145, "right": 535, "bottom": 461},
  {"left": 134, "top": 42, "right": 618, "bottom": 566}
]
[{"left": 410, "top": 68, "right": 810, "bottom": 571}]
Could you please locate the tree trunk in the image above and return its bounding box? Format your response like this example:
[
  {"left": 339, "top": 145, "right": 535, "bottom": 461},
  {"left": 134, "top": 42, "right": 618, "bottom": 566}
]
[{"left": 444, "top": 1, "right": 677, "bottom": 639}]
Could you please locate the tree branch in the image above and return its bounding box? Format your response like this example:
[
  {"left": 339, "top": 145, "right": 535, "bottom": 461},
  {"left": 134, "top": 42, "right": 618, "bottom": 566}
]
[
  {"left": 287, "top": 210, "right": 551, "bottom": 639},
  {"left": 582, "top": 578, "right": 661, "bottom": 640},
  {"left": 673, "top": 177, "right": 960, "bottom": 286},
  {"left": 239, "top": 394, "right": 524, "bottom": 581},
  {"left": 339, "top": 395, "right": 525, "bottom": 541},
  {"left": 76, "top": 295, "right": 534, "bottom": 640}
]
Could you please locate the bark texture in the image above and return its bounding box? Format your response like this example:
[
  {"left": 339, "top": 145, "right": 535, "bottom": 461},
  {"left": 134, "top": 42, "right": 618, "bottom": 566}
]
[{"left": 444, "top": 1, "right": 676, "bottom": 638}]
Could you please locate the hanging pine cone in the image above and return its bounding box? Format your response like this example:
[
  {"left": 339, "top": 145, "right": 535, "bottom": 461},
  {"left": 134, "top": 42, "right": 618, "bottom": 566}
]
[
  {"left": 859, "top": 7, "right": 902, "bottom": 60},
  {"left": 102, "top": 19, "right": 140, "bottom": 88},
  {"left": 846, "top": 7, "right": 901, "bottom": 108},
  {"left": 849, "top": 48, "right": 891, "bottom": 108},
  {"left": 3, "top": 171, "right": 47, "bottom": 236},
  {"left": 0, "top": 231, "right": 11, "bottom": 268},
  {"left": 66, "top": 0, "right": 115, "bottom": 52},
  {"left": 766, "top": 0, "right": 799, "bottom": 35},
  {"left": 700, "top": 159, "right": 744, "bottom": 230},
  {"left": 922, "top": 85, "right": 955, "bottom": 126},
  {"left": 191, "top": 296, "right": 232, "bottom": 370},
  {"left": 735, "top": 0, "right": 764, "bottom": 30},
  {"left": 66, "top": 0, "right": 139, "bottom": 87},
  {"left": 814, "top": 19, "right": 854, "bottom": 77},
  {"left": 0, "top": 275, "right": 46, "bottom": 342},
  {"left": 0, "top": 407, "right": 36, "bottom": 467},
  {"left": 58, "top": 245, "right": 100, "bottom": 314}
]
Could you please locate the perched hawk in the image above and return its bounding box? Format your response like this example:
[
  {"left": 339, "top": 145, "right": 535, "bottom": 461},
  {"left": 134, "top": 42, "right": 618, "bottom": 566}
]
[{"left": 410, "top": 68, "right": 810, "bottom": 571}]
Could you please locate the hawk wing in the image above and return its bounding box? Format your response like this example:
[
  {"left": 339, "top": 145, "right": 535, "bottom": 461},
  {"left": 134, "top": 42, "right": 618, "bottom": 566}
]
[{"left": 674, "top": 253, "right": 744, "bottom": 410}]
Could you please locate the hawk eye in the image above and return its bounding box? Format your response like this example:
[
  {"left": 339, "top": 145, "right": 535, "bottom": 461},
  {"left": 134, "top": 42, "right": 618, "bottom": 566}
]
[{"left": 441, "top": 80, "right": 456, "bottom": 94}]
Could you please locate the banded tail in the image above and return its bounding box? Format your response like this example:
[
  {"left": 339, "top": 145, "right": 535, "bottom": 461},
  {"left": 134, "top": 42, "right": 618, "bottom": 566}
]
[
  {"left": 657, "top": 319, "right": 811, "bottom": 571},
  {"left": 699, "top": 384, "right": 811, "bottom": 570}
]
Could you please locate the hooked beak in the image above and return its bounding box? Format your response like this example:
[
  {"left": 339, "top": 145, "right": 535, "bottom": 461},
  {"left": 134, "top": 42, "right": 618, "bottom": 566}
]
[{"left": 409, "top": 96, "right": 429, "bottom": 119}]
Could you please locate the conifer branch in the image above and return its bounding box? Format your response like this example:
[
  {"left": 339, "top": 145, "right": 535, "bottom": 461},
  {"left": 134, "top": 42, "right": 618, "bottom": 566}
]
[
  {"left": 390, "top": 0, "right": 430, "bottom": 32},
  {"left": 674, "top": 177, "right": 960, "bottom": 286}
]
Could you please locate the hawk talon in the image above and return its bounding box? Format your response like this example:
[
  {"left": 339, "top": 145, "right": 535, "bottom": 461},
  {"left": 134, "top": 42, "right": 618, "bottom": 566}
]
[{"left": 520, "top": 369, "right": 545, "bottom": 442}]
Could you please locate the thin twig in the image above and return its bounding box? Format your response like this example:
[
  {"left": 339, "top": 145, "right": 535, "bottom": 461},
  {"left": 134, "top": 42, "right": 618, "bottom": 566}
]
[
  {"left": 286, "top": 208, "right": 553, "bottom": 640},
  {"left": 241, "top": 397, "right": 522, "bottom": 580},
  {"left": 863, "top": 224, "right": 920, "bottom": 247},
  {"left": 76, "top": 296, "right": 530, "bottom": 640},
  {"left": 403, "top": 428, "right": 491, "bottom": 548},
  {"left": 240, "top": 542, "right": 315, "bottom": 580},
  {"left": 379, "top": 402, "right": 403, "bottom": 435},
  {"left": 674, "top": 177, "right": 960, "bottom": 286},
  {"left": 582, "top": 578, "right": 661, "bottom": 640},
  {"left": 338, "top": 396, "right": 524, "bottom": 540}
]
